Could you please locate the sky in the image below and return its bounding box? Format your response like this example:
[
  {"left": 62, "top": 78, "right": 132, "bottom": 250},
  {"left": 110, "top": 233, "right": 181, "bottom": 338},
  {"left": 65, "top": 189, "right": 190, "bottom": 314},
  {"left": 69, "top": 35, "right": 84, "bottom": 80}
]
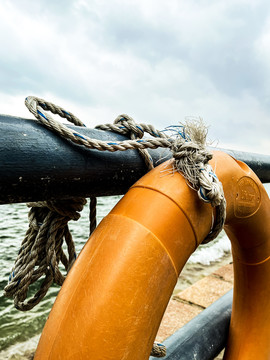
[{"left": 0, "top": 0, "right": 270, "bottom": 154}]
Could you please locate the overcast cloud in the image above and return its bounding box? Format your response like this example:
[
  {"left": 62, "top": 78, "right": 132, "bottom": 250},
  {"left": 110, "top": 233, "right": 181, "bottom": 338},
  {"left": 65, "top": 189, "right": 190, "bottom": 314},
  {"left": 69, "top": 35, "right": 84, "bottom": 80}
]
[{"left": 0, "top": 0, "right": 269, "bottom": 154}]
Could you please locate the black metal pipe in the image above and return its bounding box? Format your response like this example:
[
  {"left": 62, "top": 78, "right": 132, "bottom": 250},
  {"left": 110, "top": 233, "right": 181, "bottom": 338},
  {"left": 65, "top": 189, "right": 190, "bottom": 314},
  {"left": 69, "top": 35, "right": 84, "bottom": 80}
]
[
  {"left": 215, "top": 147, "right": 270, "bottom": 184},
  {"left": 0, "top": 114, "right": 269, "bottom": 204},
  {"left": 0, "top": 114, "right": 170, "bottom": 204},
  {"left": 149, "top": 290, "right": 233, "bottom": 360}
]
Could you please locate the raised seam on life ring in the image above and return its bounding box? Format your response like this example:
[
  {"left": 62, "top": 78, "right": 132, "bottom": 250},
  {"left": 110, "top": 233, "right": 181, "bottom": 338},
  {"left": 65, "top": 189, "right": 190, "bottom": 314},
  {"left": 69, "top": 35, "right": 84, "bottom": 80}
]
[
  {"left": 234, "top": 253, "right": 270, "bottom": 266},
  {"left": 132, "top": 184, "right": 199, "bottom": 251},
  {"left": 108, "top": 213, "right": 179, "bottom": 278}
]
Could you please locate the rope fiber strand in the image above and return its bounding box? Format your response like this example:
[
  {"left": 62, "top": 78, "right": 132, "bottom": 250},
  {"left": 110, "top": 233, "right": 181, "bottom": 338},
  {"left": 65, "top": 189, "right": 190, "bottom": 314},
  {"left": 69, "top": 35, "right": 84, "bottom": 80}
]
[{"left": 5, "top": 96, "right": 226, "bottom": 358}]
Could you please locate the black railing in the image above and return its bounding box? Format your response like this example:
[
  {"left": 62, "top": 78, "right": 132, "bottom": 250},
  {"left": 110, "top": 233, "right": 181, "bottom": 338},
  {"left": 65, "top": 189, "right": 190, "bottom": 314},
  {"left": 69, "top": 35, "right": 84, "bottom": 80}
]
[
  {"left": 0, "top": 114, "right": 269, "bottom": 204},
  {"left": 149, "top": 290, "right": 233, "bottom": 360}
]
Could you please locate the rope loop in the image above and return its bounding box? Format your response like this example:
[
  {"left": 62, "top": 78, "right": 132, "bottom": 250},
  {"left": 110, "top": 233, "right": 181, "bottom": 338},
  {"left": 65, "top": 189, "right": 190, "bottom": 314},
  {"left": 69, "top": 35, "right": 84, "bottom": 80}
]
[{"left": 26, "top": 95, "right": 85, "bottom": 127}]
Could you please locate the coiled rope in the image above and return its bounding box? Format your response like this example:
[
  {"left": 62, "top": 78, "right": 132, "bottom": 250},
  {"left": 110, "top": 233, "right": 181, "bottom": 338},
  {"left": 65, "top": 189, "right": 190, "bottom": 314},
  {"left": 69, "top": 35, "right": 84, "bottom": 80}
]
[
  {"left": 4, "top": 198, "right": 86, "bottom": 311},
  {"left": 4, "top": 96, "right": 226, "bottom": 358}
]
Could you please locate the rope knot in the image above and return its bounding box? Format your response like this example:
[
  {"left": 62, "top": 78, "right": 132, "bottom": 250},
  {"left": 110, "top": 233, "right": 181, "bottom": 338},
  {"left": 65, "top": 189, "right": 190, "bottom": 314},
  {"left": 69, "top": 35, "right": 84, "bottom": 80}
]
[
  {"left": 114, "top": 114, "right": 144, "bottom": 139},
  {"left": 112, "top": 114, "right": 154, "bottom": 170},
  {"left": 198, "top": 165, "right": 225, "bottom": 207},
  {"left": 170, "top": 119, "right": 226, "bottom": 243}
]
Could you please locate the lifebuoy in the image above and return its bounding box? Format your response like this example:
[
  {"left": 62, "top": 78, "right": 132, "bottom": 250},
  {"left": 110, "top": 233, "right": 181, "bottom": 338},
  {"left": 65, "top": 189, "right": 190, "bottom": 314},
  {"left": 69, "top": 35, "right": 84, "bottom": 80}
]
[{"left": 34, "top": 150, "right": 270, "bottom": 360}]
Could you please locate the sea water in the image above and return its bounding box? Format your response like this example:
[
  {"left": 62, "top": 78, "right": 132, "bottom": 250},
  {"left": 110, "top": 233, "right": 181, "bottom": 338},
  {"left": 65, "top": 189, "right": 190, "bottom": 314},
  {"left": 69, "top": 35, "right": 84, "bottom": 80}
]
[{"left": 0, "top": 185, "right": 269, "bottom": 359}]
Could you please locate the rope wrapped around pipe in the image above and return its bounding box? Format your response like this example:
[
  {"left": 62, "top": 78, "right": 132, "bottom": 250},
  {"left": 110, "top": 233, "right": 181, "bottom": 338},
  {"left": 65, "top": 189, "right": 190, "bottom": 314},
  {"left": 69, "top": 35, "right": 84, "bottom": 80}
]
[{"left": 4, "top": 96, "right": 226, "bottom": 357}]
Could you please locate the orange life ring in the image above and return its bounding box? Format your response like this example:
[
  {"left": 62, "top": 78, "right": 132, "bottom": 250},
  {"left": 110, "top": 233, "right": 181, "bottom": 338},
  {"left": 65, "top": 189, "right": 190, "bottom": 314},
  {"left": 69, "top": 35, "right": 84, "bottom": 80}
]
[{"left": 34, "top": 150, "right": 270, "bottom": 360}]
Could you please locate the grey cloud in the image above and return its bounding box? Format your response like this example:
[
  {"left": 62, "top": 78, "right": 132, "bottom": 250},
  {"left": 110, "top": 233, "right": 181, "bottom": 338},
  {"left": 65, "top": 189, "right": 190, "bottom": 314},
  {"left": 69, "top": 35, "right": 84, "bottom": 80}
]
[
  {"left": 88, "top": 1, "right": 269, "bottom": 102},
  {"left": 0, "top": 0, "right": 269, "bottom": 154}
]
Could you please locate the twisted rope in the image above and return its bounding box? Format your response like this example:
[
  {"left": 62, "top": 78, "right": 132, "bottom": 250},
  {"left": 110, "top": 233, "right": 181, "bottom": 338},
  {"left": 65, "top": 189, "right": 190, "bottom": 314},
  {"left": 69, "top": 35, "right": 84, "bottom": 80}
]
[
  {"left": 150, "top": 342, "right": 167, "bottom": 357},
  {"left": 4, "top": 198, "right": 86, "bottom": 311},
  {"left": 88, "top": 115, "right": 156, "bottom": 236},
  {"left": 101, "top": 114, "right": 155, "bottom": 171},
  {"left": 24, "top": 96, "right": 225, "bottom": 241},
  {"left": 25, "top": 96, "right": 171, "bottom": 152}
]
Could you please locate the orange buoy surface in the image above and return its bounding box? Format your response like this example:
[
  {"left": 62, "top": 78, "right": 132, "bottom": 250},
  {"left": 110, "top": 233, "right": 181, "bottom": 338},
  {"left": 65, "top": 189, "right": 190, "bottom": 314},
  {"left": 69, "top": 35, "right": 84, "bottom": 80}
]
[{"left": 34, "top": 151, "right": 270, "bottom": 359}]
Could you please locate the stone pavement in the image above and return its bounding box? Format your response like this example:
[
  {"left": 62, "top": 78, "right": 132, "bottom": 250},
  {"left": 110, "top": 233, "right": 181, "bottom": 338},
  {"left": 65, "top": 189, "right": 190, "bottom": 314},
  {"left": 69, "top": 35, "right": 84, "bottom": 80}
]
[{"left": 155, "top": 263, "right": 234, "bottom": 358}]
